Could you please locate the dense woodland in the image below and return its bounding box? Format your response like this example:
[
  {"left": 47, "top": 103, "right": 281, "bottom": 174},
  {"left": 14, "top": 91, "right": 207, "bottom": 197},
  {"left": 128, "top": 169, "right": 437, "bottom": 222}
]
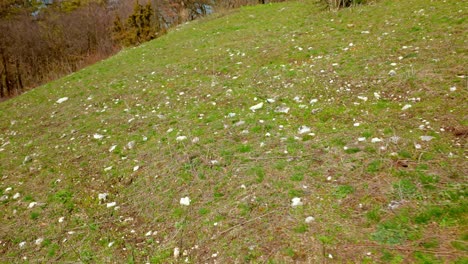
[{"left": 0, "top": 0, "right": 277, "bottom": 99}]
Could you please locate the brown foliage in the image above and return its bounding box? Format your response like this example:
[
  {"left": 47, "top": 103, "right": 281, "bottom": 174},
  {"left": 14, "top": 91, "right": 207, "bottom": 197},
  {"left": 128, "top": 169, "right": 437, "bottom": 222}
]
[{"left": 0, "top": 1, "right": 117, "bottom": 98}]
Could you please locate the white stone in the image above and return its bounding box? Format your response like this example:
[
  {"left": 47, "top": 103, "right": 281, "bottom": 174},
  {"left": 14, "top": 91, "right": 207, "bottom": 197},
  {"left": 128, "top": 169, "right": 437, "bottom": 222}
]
[
  {"left": 176, "top": 136, "right": 187, "bottom": 142},
  {"left": 106, "top": 202, "right": 116, "bottom": 208},
  {"left": 420, "top": 136, "right": 434, "bottom": 141},
  {"left": 109, "top": 145, "right": 117, "bottom": 152},
  {"left": 298, "top": 126, "right": 311, "bottom": 134},
  {"left": 249, "top": 102, "right": 264, "bottom": 111},
  {"left": 127, "top": 141, "right": 135, "bottom": 149},
  {"left": 93, "top": 134, "right": 104, "bottom": 140},
  {"left": 174, "top": 247, "right": 180, "bottom": 259},
  {"left": 305, "top": 216, "right": 315, "bottom": 223},
  {"left": 401, "top": 104, "right": 412, "bottom": 111},
  {"left": 35, "top": 238, "right": 44, "bottom": 245},
  {"left": 56, "top": 97, "right": 69, "bottom": 104},
  {"left": 274, "top": 106, "right": 290, "bottom": 114},
  {"left": 291, "top": 197, "right": 303, "bottom": 207},
  {"left": 98, "top": 193, "right": 108, "bottom": 201},
  {"left": 357, "top": 96, "right": 368, "bottom": 102},
  {"left": 180, "top": 196, "right": 191, "bottom": 206}
]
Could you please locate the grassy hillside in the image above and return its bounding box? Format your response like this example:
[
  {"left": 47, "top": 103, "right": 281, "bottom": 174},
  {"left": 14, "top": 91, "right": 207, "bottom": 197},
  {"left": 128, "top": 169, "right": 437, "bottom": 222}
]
[{"left": 0, "top": 0, "right": 466, "bottom": 262}]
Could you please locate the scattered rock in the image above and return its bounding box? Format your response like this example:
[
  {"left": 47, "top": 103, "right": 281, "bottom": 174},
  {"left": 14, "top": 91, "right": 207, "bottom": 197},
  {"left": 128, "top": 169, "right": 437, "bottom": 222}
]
[
  {"left": 98, "top": 193, "right": 108, "bottom": 202},
  {"left": 176, "top": 136, "right": 187, "bottom": 142},
  {"left": 274, "top": 106, "right": 290, "bottom": 114},
  {"left": 401, "top": 104, "right": 412, "bottom": 111},
  {"left": 291, "top": 197, "right": 303, "bottom": 207},
  {"left": 249, "top": 102, "right": 263, "bottom": 111},
  {"left": 180, "top": 196, "right": 191, "bottom": 206},
  {"left": 56, "top": 97, "right": 69, "bottom": 104},
  {"left": 420, "top": 136, "right": 434, "bottom": 141},
  {"left": 298, "top": 126, "right": 311, "bottom": 134}
]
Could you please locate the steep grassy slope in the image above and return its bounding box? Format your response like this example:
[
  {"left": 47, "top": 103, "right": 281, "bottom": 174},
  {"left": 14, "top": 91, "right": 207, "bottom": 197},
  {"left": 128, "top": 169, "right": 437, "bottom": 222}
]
[{"left": 0, "top": 0, "right": 466, "bottom": 262}]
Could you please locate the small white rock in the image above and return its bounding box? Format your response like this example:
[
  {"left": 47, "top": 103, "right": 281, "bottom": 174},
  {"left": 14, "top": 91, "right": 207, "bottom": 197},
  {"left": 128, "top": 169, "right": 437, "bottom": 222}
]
[
  {"left": 180, "top": 196, "right": 191, "bottom": 206},
  {"left": 174, "top": 247, "right": 180, "bottom": 259},
  {"left": 127, "top": 141, "right": 135, "bottom": 149},
  {"left": 98, "top": 193, "right": 108, "bottom": 201},
  {"left": 13, "top": 193, "right": 20, "bottom": 199},
  {"left": 106, "top": 202, "right": 117, "bottom": 208},
  {"left": 109, "top": 145, "right": 117, "bottom": 152},
  {"left": 305, "top": 216, "right": 315, "bottom": 223},
  {"left": 420, "top": 136, "right": 434, "bottom": 141},
  {"left": 58, "top": 217, "right": 65, "bottom": 223},
  {"left": 93, "top": 134, "right": 104, "bottom": 140},
  {"left": 28, "top": 202, "right": 37, "bottom": 208},
  {"left": 133, "top": 165, "right": 140, "bottom": 172},
  {"left": 274, "top": 106, "right": 290, "bottom": 114},
  {"left": 388, "top": 70, "right": 396, "bottom": 76},
  {"left": 414, "top": 143, "right": 422, "bottom": 149},
  {"left": 291, "top": 197, "right": 303, "bottom": 207},
  {"left": 371, "top": 138, "right": 382, "bottom": 143},
  {"left": 357, "top": 96, "right": 368, "bottom": 102},
  {"left": 401, "top": 104, "right": 412, "bottom": 111},
  {"left": 176, "top": 136, "right": 187, "bottom": 142},
  {"left": 19, "top": 241, "right": 26, "bottom": 248},
  {"left": 449, "top": 86, "right": 457, "bottom": 92},
  {"left": 192, "top": 137, "right": 200, "bottom": 143},
  {"left": 35, "top": 238, "right": 44, "bottom": 245},
  {"left": 249, "top": 102, "right": 264, "bottom": 111},
  {"left": 56, "top": 97, "right": 69, "bottom": 104},
  {"left": 298, "top": 125, "right": 311, "bottom": 134},
  {"left": 108, "top": 242, "right": 114, "bottom": 247}
]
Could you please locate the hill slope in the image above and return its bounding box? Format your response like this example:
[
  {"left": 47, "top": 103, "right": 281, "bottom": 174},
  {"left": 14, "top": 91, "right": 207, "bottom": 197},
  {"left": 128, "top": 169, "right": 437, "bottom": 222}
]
[{"left": 0, "top": 0, "right": 466, "bottom": 262}]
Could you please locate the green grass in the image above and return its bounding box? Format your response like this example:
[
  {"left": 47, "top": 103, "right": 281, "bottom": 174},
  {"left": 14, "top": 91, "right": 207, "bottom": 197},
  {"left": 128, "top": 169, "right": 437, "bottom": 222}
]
[{"left": 0, "top": 0, "right": 466, "bottom": 262}]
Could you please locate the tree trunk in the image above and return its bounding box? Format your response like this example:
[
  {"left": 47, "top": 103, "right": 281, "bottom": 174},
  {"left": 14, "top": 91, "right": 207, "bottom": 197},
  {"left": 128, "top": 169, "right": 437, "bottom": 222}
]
[
  {"left": 16, "top": 59, "right": 23, "bottom": 94},
  {"left": 1, "top": 51, "right": 12, "bottom": 96}
]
